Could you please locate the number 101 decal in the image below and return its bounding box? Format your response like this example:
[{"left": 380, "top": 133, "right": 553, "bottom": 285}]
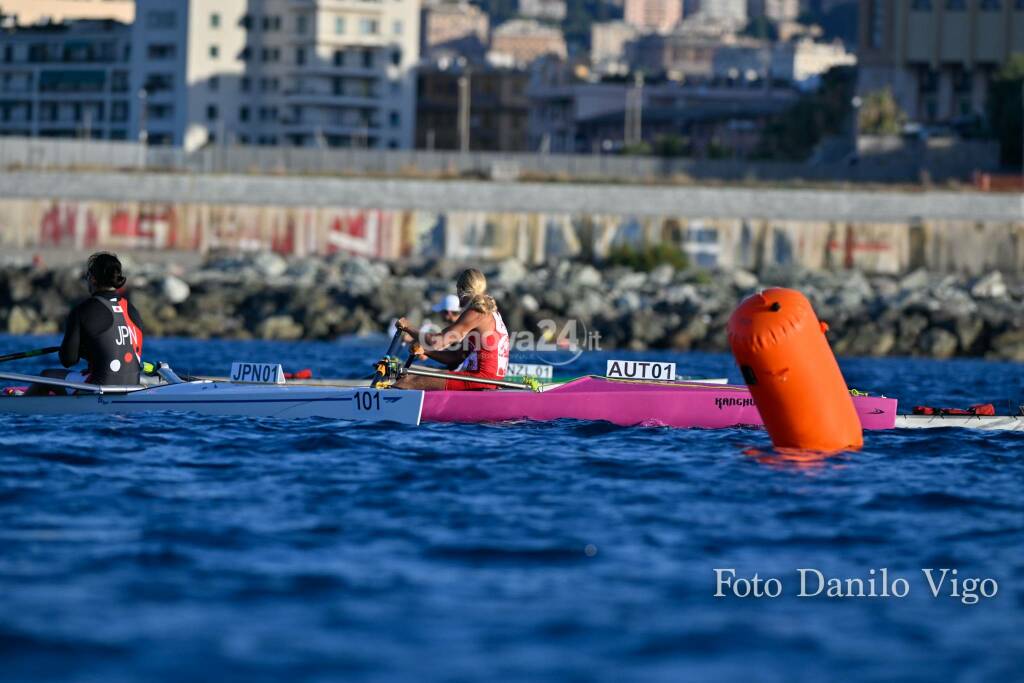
[{"left": 354, "top": 391, "right": 381, "bottom": 411}]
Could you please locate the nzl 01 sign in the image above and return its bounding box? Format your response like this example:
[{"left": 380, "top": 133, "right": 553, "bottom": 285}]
[
  {"left": 508, "top": 363, "right": 554, "bottom": 380},
  {"left": 230, "top": 362, "right": 286, "bottom": 384},
  {"left": 606, "top": 360, "right": 676, "bottom": 382}
]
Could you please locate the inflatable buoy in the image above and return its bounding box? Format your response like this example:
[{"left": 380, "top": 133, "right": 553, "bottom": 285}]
[{"left": 727, "top": 288, "right": 862, "bottom": 452}]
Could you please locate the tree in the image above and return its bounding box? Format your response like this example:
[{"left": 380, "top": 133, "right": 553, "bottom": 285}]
[
  {"left": 987, "top": 53, "right": 1024, "bottom": 167},
  {"left": 754, "top": 66, "right": 856, "bottom": 161},
  {"left": 857, "top": 88, "right": 907, "bottom": 135}
]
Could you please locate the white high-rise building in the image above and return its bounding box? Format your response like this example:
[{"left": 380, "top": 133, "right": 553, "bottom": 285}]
[{"left": 132, "top": 0, "right": 420, "bottom": 150}]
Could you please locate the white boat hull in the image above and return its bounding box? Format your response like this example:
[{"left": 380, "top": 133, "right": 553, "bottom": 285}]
[
  {"left": 894, "top": 415, "right": 1024, "bottom": 431},
  {"left": 0, "top": 382, "right": 424, "bottom": 425}
]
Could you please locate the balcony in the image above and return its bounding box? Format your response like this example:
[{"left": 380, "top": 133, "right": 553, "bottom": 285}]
[{"left": 282, "top": 89, "right": 381, "bottom": 106}]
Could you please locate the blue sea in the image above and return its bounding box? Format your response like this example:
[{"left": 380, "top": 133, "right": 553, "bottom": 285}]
[{"left": 0, "top": 334, "right": 1021, "bottom": 682}]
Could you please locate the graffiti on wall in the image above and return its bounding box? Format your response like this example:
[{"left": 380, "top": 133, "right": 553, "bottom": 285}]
[{"left": 1, "top": 199, "right": 1020, "bottom": 274}]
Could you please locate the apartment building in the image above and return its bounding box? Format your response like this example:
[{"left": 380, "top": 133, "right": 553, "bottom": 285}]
[
  {"left": 132, "top": 0, "right": 420, "bottom": 150},
  {"left": 693, "top": 0, "right": 746, "bottom": 24},
  {"left": 416, "top": 63, "right": 529, "bottom": 151},
  {"left": 624, "top": 0, "right": 682, "bottom": 32},
  {"left": 748, "top": 0, "right": 801, "bottom": 22},
  {"left": 527, "top": 75, "right": 798, "bottom": 152},
  {"left": 0, "top": 0, "right": 134, "bottom": 24},
  {"left": 421, "top": 1, "right": 488, "bottom": 57},
  {"left": 858, "top": 0, "right": 1024, "bottom": 122},
  {"left": 518, "top": 0, "right": 568, "bottom": 22},
  {"left": 714, "top": 38, "right": 856, "bottom": 84},
  {"left": 591, "top": 21, "right": 639, "bottom": 75},
  {"left": 0, "top": 18, "right": 134, "bottom": 139},
  {"left": 490, "top": 19, "right": 566, "bottom": 65}
]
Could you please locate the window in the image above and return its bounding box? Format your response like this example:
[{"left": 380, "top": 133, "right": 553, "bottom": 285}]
[
  {"left": 239, "top": 106, "right": 250, "bottom": 122},
  {"left": 359, "top": 18, "right": 378, "bottom": 35},
  {"left": 241, "top": 77, "right": 251, "bottom": 92},
  {"left": 389, "top": 111, "right": 400, "bottom": 127},
  {"left": 240, "top": 15, "right": 252, "bottom": 29},
  {"left": 362, "top": 50, "right": 374, "bottom": 68},
  {"left": 945, "top": 0, "right": 966, "bottom": 8},
  {"left": 147, "top": 103, "right": 173, "bottom": 120},
  {"left": 209, "top": 45, "right": 220, "bottom": 58},
  {"left": 980, "top": 0, "right": 1000, "bottom": 8},
  {"left": 111, "top": 101, "right": 128, "bottom": 122},
  {"left": 3, "top": 46, "right": 10, "bottom": 63},
  {"left": 146, "top": 10, "right": 176, "bottom": 29},
  {"left": 262, "top": 16, "right": 271, "bottom": 30},
  {"left": 911, "top": 0, "right": 931, "bottom": 8},
  {"left": 144, "top": 73, "right": 174, "bottom": 92},
  {"left": 334, "top": 50, "right": 344, "bottom": 66},
  {"left": 111, "top": 71, "right": 129, "bottom": 92},
  {"left": 296, "top": 47, "right": 306, "bottom": 65},
  {"left": 393, "top": 20, "right": 402, "bottom": 35},
  {"left": 297, "top": 15, "right": 308, "bottom": 33},
  {"left": 207, "top": 104, "right": 218, "bottom": 121},
  {"left": 147, "top": 43, "right": 175, "bottom": 59},
  {"left": 391, "top": 48, "right": 401, "bottom": 66},
  {"left": 240, "top": 46, "right": 251, "bottom": 61},
  {"left": 209, "top": 76, "right": 219, "bottom": 91},
  {"left": 336, "top": 16, "right": 346, "bottom": 34},
  {"left": 210, "top": 12, "right": 220, "bottom": 28},
  {"left": 273, "top": 16, "right": 282, "bottom": 30}
]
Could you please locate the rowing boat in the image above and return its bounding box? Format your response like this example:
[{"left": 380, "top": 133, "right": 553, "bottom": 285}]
[
  {"left": 0, "top": 369, "right": 424, "bottom": 425},
  {"left": 418, "top": 376, "right": 899, "bottom": 430},
  {"left": 894, "top": 415, "right": 1024, "bottom": 431}
]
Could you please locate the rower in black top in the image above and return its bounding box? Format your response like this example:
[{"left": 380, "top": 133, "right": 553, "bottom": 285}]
[{"left": 26, "top": 252, "right": 146, "bottom": 395}]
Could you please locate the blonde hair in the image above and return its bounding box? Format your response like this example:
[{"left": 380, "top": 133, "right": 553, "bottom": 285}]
[{"left": 456, "top": 268, "right": 497, "bottom": 314}]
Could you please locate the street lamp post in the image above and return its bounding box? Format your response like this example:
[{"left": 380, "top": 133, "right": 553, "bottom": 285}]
[
  {"left": 457, "top": 70, "right": 471, "bottom": 154},
  {"left": 137, "top": 88, "right": 148, "bottom": 144},
  {"left": 850, "top": 95, "right": 863, "bottom": 163}
]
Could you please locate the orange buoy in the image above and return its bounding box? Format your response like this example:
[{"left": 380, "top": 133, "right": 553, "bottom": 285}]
[{"left": 727, "top": 288, "right": 862, "bottom": 452}]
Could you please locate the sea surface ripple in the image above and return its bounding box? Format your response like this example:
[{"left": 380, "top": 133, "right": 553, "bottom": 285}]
[{"left": 0, "top": 335, "right": 1021, "bottom": 682}]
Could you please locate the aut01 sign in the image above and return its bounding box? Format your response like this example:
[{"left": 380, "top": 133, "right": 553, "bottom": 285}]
[
  {"left": 230, "top": 362, "right": 286, "bottom": 384},
  {"left": 606, "top": 360, "right": 676, "bottom": 381}
]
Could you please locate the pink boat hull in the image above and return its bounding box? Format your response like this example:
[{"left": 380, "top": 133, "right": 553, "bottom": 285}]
[{"left": 421, "top": 377, "right": 897, "bottom": 430}]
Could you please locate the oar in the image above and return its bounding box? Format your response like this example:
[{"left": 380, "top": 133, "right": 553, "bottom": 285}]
[
  {"left": 369, "top": 329, "right": 405, "bottom": 387},
  {"left": 0, "top": 346, "right": 59, "bottom": 364},
  {"left": 404, "top": 364, "right": 542, "bottom": 391},
  {"left": 0, "top": 370, "right": 145, "bottom": 394}
]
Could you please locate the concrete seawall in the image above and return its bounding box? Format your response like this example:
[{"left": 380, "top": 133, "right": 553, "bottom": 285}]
[
  {"left": 0, "top": 171, "right": 1019, "bottom": 222},
  {"left": 0, "top": 171, "right": 1021, "bottom": 275}
]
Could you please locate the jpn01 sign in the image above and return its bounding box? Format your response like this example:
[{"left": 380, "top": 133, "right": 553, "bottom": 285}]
[
  {"left": 605, "top": 360, "right": 676, "bottom": 382},
  {"left": 229, "top": 362, "right": 286, "bottom": 384}
]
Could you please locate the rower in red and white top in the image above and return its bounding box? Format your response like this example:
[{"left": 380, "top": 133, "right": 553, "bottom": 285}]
[{"left": 395, "top": 268, "right": 510, "bottom": 391}]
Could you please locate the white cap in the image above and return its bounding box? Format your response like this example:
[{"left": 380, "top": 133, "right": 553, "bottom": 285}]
[{"left": 432, "top": 294, "right": 461, "bottom": 313}]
